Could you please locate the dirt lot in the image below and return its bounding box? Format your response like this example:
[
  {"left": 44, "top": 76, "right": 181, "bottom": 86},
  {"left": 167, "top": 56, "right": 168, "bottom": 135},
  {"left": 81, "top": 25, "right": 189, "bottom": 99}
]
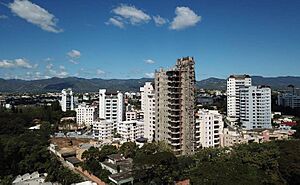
[{"left": 50, "top": 137, "right": 95, "bottom": 148}]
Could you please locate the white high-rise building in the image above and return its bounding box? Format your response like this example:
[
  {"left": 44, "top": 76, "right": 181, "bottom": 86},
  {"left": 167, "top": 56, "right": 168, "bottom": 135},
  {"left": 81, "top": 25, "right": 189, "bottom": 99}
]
[
  {"left": 61, "top": 88, "right": 74, "bottom": 112},
  {"left": 117, "top": 120, "right": 144, "bottom": 142},
  {"left": 140, "top": 82, "right": 155, "bottom": 142},
  {"left": 92, "top": 118, "right": 114, "bottom": 141},
  {"left": 240, "top": 86, "right": 272, "bottom": 129},
  {"left": 278, "top": 93, "right": 300, "bottom": 109},
  {"left": 126, "top": 111, "right": 137, "bottom": 121},
  {"left": 75, "top": 103, "right": 96, "bottom": 126},
  {"left": 99, "top": 89, "right": 124, "bottom": 124},
  {"left": 227, "top": 75, "right": 252, "bottom": 122},
  {"left": 195, "top": 109, "right": 224, "bottom": 148}
]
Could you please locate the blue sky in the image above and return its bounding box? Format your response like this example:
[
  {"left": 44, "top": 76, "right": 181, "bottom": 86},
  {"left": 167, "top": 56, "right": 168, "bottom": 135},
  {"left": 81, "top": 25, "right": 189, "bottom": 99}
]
[{"left": 0, "top": 0, "right": 300, "bottom": 80}]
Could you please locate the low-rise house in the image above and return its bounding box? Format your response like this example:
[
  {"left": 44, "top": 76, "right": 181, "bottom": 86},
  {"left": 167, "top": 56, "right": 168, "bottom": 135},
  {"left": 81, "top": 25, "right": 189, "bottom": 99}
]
[
  {"left": 12, "top": 172, "right": 51, "bottom": 185},
  {"left": 108, "top": 171, "right": 134, "bottom": 185},
  {"left": 100, "top": 154, "right": 134, "bottom": 185},
  {"left": 100, "top": 154, "right": 132, "bottom": 174},
  {"left": 65, "top": 156, "right": 81, "bottom": 169},
  {"left": 221, "top": 127, "right": 293, "bottom": 147}
]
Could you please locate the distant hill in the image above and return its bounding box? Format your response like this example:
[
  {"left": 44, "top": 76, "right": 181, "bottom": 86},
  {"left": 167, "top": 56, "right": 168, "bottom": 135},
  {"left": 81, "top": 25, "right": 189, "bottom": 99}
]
[
  {"left": 0, "top": 77, "right": 153, "bottom": 93},
  {"left": 196, "top": 77, "right": 226, "bottom": 90},
  {"left": 0, "top": 76, "right": 299, "bottom": 93}
]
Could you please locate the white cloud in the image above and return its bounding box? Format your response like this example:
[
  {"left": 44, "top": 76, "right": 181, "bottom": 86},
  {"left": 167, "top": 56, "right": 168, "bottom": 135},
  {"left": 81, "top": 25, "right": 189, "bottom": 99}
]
[
  {"left": 67, "top": 49, "right": 81, "bottom": 58},
  {"left": 170, "top": 7, "right": 201, "bottom": 30},
  {"left": 9, "top": 0, "right": 63, "bottom": 33},
  {"left": 0, "top": 58, "right": 33, "bottom": 68},
  {"left": 57, "top": 71, "right": 68, "bottom": 77},
  {"left": 0, "top": 60, "right": 14, "bottom": 68},
  {"left": 153, "top": 15, "right": 168, "bottom": 26},
  {"left": 44, "top": 57, "right": 52, "bottom": 62},
  {"left": 106, "top": 17, "right": 125, "bottom": 28},
  {"left": 44, "top": 75, "right": 51, "bottom": 79},
  {"left": 0, "top": 15, "right": 8, "bottom": 19},
  {"left": 109, "top": 4, "right": 151, "bottom": 27},
  {"left": 145, "top": 59, "right": 155, "bottom": 64},
  {"left": 25, "top": 71, "right": 43, "bottom": 80},
  {"left": 145, "top": 72, "right": 154, "bottom": 78},
  {"left": 96, "top": 69, "right": 105, "bottom": 76},
  {"left": 44, "top": 63, "right": 68, "bottom": 78},
  {"left": 15, "top": 58, "right": 33, "bottom": 68},
  {"left": 69, "top": 59, "right": 78, "bottom": 64},
  {"left": 46, "top": 63, "right": 53, "bottom": 70},
  {"left": 67, "top": 50, "right": 81, "bottom": 64}
]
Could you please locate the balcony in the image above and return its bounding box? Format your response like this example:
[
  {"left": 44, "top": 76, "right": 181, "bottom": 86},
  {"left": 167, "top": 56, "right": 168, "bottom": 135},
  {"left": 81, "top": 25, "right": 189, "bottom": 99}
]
[
  {"left": 169, "top": 136, "right": 180, "bottom": 141},
  {"left": 168, "top": 99, "right": 180, "bottom": 104},
  {"left": 169, "top": 142, "right": 181, "bottom": 146},
  {"left": 168, "top": 123, "right": 180, "bottom": 128},
  {"left": 168, "top": 114, "right": 180, "bottom": 119},
  {"left": 168, "top": 105, "right": 180, "bottom": 110}
]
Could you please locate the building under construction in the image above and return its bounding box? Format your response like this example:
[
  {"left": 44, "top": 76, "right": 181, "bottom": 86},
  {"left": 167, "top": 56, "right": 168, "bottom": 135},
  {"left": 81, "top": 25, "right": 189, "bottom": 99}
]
[{"left": 154, "top": 57, "right": 196, "bottom": 155}]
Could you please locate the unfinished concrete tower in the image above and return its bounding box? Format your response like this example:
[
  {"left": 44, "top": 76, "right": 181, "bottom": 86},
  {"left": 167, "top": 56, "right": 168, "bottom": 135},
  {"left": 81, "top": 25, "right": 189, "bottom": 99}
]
[{"left": 155, "top": 57, "right": 196, "bottom": 155}]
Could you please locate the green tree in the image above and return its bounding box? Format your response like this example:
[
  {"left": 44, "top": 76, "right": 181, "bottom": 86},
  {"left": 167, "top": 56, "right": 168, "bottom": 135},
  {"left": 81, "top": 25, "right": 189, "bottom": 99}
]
[
  {"left": 81, "top": 147, "right": 112, "bottom": 183},
  {"left": 292, "top": 123, "right": 300, "bottom": 139},
  {"left": 82, "top": 147, "right": 101, "bottom": 161},
  {"left": 277, "top": 140, "right": 300, "bottom": 185},
  {"left": 119, "top": 142, "right": 138, "bottom": 158},
  {"left": 133, "top": 151, "right": 178, "bottom": 184}
]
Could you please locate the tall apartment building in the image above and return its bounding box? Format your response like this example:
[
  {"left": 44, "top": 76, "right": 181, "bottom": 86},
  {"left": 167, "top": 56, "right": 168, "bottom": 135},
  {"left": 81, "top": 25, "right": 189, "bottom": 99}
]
[
  {"left": 61, "top": 88, "right": 74, "bottom": 112},
  {"left": 155, "top": 57, "right": 196, "bottom": 155},
  {"left": 278, "top": 93, "right": 300, "bottom": 109},
  {"left": 125, "top": 111, "right": 137, "bottom": 121},
  {"left": 140, "top": 82, "right": 155, "bottom": 142},
  {"left": 195, "top": 109, "right": 224, "bottom": 148},
  {"left": 75, "top": 103, "right": 97, "bottom": 126},
  {"left": 227, "top": 75, "right": 252, "bottom": 122},
  {"left": 117, "top": 120, "right": 144, "bottom": 142},
  {"left": 92, "top": 118, "right": 114, "bottom": 141},
  {"left": 240, "top": 86, "right": 272, "bottom": 129},
  {"left": 99, "top": 89, "right": 124, "bottom": 124}
]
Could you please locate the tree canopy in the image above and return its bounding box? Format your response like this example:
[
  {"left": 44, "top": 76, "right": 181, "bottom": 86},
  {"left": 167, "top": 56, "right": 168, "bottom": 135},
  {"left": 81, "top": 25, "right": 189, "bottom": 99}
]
[{"left": 0, "top": 105, "right": 83, "bottom": 184}]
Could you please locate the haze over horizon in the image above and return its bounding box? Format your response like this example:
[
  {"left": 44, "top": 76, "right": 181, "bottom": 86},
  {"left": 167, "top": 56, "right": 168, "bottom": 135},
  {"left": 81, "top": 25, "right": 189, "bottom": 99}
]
[
  {"left": 2, "top": 75, "right": 300, "bottom": 82},
  {"left": 1, "top": 0, "right": 300, "bottom": 80}
]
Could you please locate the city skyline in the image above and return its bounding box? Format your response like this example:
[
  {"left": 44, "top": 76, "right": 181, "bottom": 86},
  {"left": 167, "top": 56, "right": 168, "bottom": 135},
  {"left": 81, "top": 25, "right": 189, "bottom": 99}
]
[{"left": 0, "top": 0, "right": 300, "bottom": 80}]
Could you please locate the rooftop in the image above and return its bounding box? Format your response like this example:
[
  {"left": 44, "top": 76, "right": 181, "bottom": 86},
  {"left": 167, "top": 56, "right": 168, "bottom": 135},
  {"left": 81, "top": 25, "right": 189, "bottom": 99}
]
[
  {"left": 228, "top": 74, "right": 251, "bottom": 79},
  {"left": 109, "top": 171, "right": 133, "bottom": 184},
  {"left": 102, "top": 158, "right": 133, "bottom": 172},
  {"left": 108, "top": 153, "right": 124, "bottom": 161},
  {"left": 66, "top": 157, "right": 81, "bottom": 165}
]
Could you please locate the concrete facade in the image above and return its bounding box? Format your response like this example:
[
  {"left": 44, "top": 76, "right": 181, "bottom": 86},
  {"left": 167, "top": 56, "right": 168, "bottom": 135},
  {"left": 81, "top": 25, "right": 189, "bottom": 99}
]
[
  {"left": 92, "top": 118, "right": 114, "bottom": 141},
  {"left": 117, "top": 120, "right": 144, "bottom": 142},
  {"left": 99, "top": 89, "right": 124, "bottom": 124},
  {"left": 155, "top": 57, "right": 196, "bottom": 155},
  {"left": 278, "top": 93, "right": 300, "bottom": 108},
  {"left": 227, "top": 75, "right": 252, "bottom": 122},
  {"left": 195, "top": 109, "right": 224, "bottom": 148},
  {"left": 240, "top": 86, "right": 272, "bottom": 129},
  {"left": 61, "top": 88, "right": 74, "bottom": 112},
  {"left": 140, "top": 82, "right": 155, "bottom": 142},
  {"left": 76, "top": 103, "right": 96, "bottom": 126},
  {"left": 125, "top": 111, "right": 137, "bottom": 121}
]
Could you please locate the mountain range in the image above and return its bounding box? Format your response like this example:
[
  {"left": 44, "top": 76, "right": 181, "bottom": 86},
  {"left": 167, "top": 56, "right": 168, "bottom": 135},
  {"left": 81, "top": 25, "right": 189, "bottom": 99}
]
[{"left": 0, "top": 76, "right": 299, "bottom": 93}]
